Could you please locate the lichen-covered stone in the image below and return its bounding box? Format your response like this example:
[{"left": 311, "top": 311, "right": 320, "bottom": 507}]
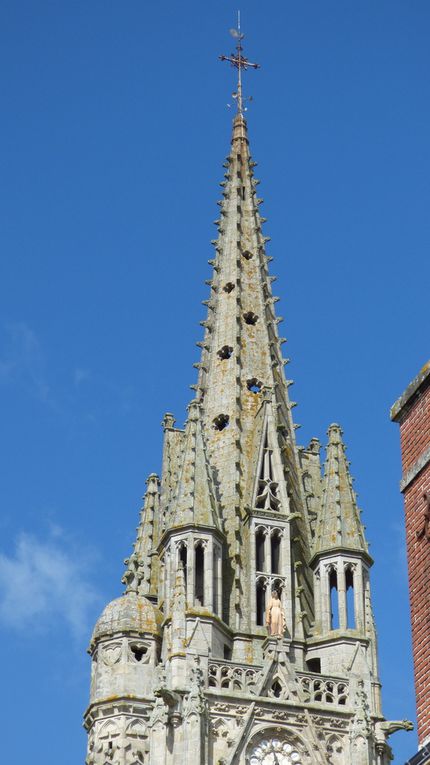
[{"left": 91, "top": 592, "right": 163, "bottom": 644}]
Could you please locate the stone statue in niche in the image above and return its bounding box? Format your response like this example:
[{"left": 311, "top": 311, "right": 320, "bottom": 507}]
[{"left": 265, "top": 589, "right": 286, "bottom": 636}]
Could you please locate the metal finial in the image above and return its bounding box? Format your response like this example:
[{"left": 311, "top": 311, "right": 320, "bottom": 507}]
[{"left": 219, "top": 12, "right": 260, "bottom": 116}]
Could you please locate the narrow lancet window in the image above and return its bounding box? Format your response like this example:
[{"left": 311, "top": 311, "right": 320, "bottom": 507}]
[
  {"left": 329, "top": 568, "right": 339, "bottom": 629},
  {"left": 195, "top": 544, "right": 204, "bottom": 606},
  {"left": 256, "top": 580, "right": 266, "bottom": 626},
  {"left": 255, "top": 529, "right": 265, "bottom": 572},
  {"left": 213, "top": 548, "right": 218, "bottom": 615},
  {"left": 346, "top": 567, "right": 355, "bottom": 628},
  {"left": 271, "top": 532, "right": 281, "bottom": 574},
  {"left": 179, "top": 545, "right": 187, "bottom": 589}
]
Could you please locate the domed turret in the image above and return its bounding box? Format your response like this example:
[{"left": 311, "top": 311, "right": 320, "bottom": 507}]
[
  {"left": 87, "top": 593, "right": 163, "bottom": 710},
  {"left": 90, "top": 592, "right": 163, "bottom": 648}
]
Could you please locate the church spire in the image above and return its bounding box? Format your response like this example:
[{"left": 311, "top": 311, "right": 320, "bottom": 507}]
[
  {"left": 314, "top": 424, "right": 370, "bottom": 558},
  {"left": 187, "top": 26, "right": 307, "bottom": 628}
]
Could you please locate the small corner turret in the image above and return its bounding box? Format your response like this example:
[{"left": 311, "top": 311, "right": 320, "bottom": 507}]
[{"left": 307, "top": 423, "right": 382, "bottom": 720}]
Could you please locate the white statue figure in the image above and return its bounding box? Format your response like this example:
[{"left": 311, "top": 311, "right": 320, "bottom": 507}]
[{"left": 265, "top": 589, "right": 286, "bottom": 637}]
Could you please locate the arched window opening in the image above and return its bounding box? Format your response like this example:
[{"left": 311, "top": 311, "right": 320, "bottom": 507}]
[
  {"left": 329, "top": 569, "right": 339, "bottom": 629},
  {"left": 271, "top": 679, "right": 282, "bottom": 698},
  {"left": 255, "top": 529, "right": 265, "bottom": 572},
  {"left": 346, "top": 567, "right": 355, "bottom": 628},
  {"left": 256, "top": 581, "right": 266, "bottom": 626},
  {"left": 179, "top": 545, "right": 187, "bottom": 589},
  {"left": 195, "top": 544, "right": 204, "bottom": 606},
  {"left": 271, "top": 532, "right": 281, "bottom": 574}
]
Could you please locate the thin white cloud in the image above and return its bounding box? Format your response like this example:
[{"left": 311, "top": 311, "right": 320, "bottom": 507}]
[
  {"left": 0, "top": 322, "right": 50, "bottom": 401},
  {"left": 391, "top": 521, "right": 408, "bottom": 569},
  {"left": 0, "top": 321, "right": 134, "bottom": 416},
  {"left": 0, "top": 531, "right": 101, "bottom": 638},
  {"left": 74, "top": 367, "right": 91, "bottom": 386}
]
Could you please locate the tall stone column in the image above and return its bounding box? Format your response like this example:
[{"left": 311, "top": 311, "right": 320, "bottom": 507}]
[
  {"left": 337, "top": 562, "right": 347, "bottom": 631},
  {"left": 354, "top": 562, "right": 365, "bottom": 631},
  {"left": 313, "top": 569, "right": 322, "bottom": 634},
  {"left": 321, "top": 564, "right": 331, "bottom": 633},
  {"left": 188, "top": 533, "right": 195, "bottom": 607},
  {"left": 264, "top": 528, "right": 272, "bottom": 575},
  {"left": 205, "top": 538, "right": 214, "bottom": 609}
]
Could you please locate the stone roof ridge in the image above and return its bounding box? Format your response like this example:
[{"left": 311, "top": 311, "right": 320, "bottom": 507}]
[
  {"left": 313, "top": 423, "right": 369, "bottom": 558},
  {"left": 122, "top": 472, "right": 160, "bottom": 595},
  {"left": 168, "top": 399, "right": 222, "bottom": 531}
]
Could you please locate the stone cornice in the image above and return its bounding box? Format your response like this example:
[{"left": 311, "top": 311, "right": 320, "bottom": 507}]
[
  {"left": 400, "top": 444, "right": 430, "bottom": 492},
  {"left": 309, "top": 546, "right": 373, "bottom": 569},
  {"left": 390, "top": 360, "right": 430, "bottom": 422}
]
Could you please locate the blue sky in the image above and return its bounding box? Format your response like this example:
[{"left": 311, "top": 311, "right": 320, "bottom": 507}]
[{"left": 1, "top": 1, "right": 429, "bottom": 762}]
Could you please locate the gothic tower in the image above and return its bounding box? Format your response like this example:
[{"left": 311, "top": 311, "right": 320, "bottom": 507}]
[{"left": 84, "top": 26, "right": 412, "bottom": 765}]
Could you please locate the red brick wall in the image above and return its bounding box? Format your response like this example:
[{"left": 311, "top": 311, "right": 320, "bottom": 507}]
[
  {"left": 398, "top": 381, "right": 430, "bottom": 746},
  {"left": 399, "top": 383, "right": 430, "bottom": 473}
]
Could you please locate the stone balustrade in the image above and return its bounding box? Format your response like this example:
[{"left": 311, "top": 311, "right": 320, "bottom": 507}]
[
  {"left": 208, "top": 660, "right": 262, "bottom": 695},
  {"left": 296, "top": 671, "right": 349, "bottom": 706},
  {"left": 207, "top": 661, "right": 350, "bottom": 708}
]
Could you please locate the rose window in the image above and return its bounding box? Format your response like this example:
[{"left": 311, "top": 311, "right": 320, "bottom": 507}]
[{"left": 249, "top": 738, "right": 302, "bottom": 765}]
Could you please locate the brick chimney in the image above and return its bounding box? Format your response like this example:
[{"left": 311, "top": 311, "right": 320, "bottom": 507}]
[{"left": 391, "top": 361, "right": 430, "bottom": 750}]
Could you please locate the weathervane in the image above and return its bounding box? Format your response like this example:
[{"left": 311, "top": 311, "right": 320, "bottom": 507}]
[{"left": 219, "top": 12, "right": 260, "bottom": 116}]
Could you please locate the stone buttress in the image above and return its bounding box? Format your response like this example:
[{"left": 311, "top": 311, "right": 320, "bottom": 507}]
[{"left": 84, "top": 108, "right": 411, "bottom": 765}]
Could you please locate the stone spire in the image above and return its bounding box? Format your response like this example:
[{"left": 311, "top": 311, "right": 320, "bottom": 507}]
[
  {"left": 314, "top": 424, "right": 369, "bottom": 557},
  {"left": 122, "top": 472, "right": 160, "bottom": 596},
  {"left": 168, "top": 399, "right": 221, "bottom": 531},
  {"left": 193, "top": 113, "right": 304, "bottom": 626}
]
